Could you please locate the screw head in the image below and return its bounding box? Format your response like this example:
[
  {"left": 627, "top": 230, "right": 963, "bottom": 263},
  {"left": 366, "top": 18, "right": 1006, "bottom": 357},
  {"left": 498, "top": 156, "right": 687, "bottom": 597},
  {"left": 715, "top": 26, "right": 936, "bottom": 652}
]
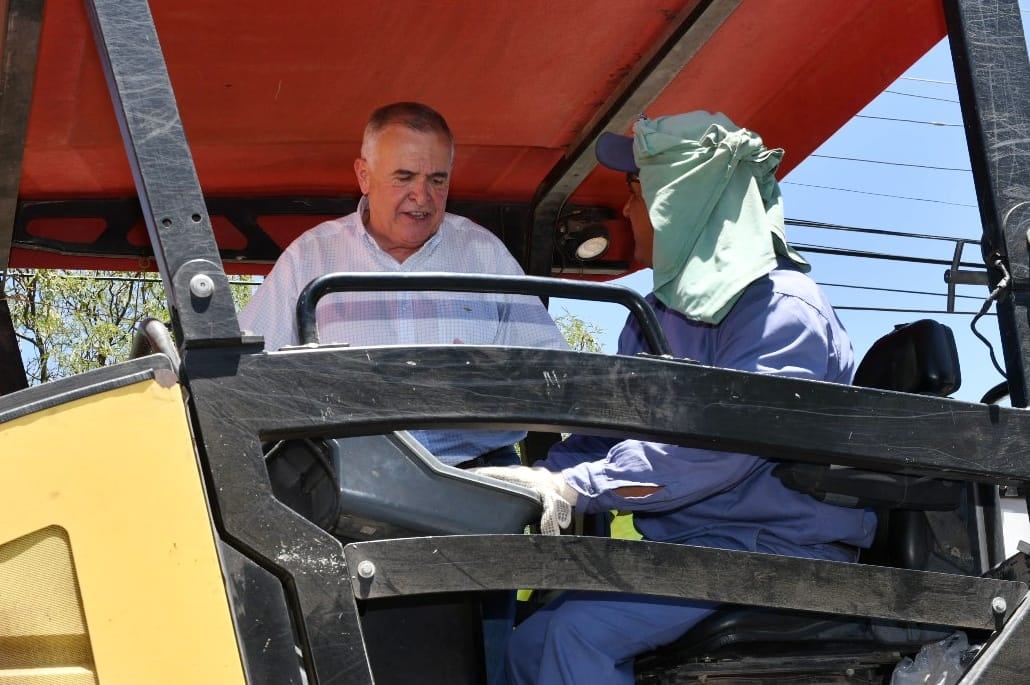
[
  {"left": 356, "top": 560, "right": 376, "bottom": 579},
  {"left": 189, "top": 273, "right": 215, "bottom": 299},
  {"left": 992, "top": 596, "right": 1008, "bottom": 615}
]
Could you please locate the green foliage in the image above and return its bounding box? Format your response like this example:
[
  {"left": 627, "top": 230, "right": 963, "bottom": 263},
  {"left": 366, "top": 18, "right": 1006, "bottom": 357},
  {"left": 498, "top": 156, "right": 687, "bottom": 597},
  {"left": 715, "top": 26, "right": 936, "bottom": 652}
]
[
  {"left": 3, "top": 270, "right": 254, "bottom": 385},
  {"left": 554, "top": 308, "right": 604, "bottom": 352}
]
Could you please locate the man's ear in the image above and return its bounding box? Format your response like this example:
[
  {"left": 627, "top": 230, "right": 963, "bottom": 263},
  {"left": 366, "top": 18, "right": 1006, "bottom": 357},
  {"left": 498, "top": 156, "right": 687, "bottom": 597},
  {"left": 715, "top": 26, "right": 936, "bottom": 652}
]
[{"left": 354, "top": 158, "right": 370, "bottom": 194}]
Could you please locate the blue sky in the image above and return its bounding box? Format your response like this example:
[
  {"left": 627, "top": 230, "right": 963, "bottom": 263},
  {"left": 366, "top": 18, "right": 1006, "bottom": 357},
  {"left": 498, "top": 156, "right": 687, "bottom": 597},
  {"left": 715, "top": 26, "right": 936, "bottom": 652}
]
[{"left": 550, "top": 25, "right": 1022, "bottom": 405}]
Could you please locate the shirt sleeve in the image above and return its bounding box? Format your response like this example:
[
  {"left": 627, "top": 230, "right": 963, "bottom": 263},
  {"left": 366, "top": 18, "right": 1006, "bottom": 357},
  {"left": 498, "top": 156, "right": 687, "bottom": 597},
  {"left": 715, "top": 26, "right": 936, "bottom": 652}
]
[
  {"left": 556, "top": 290, "right": 840, "bottom": 514},
  {"left": 238, "top": 241, "right": 307, "bottom": 351}
]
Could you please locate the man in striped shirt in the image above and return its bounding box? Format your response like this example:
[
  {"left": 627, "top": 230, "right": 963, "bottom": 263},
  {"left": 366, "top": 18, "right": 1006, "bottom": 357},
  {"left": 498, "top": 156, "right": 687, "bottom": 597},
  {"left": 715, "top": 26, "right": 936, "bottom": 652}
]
[{"left": 240, "top": 101, "right": 567, "bottom": 467}]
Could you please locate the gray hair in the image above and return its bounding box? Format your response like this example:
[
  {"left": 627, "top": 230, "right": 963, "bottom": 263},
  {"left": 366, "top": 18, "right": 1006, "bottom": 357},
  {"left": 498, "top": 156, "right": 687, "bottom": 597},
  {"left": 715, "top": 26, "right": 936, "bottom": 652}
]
[{"left": 360, "top": 101, "right": 455, "bottom": 164}]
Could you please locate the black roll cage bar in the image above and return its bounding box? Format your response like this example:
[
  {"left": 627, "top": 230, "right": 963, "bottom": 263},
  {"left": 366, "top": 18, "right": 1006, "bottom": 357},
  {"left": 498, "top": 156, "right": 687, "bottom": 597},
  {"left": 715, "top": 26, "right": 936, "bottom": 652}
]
[{"left": 294, "top": 272, "right": 672, "bottom": 354}]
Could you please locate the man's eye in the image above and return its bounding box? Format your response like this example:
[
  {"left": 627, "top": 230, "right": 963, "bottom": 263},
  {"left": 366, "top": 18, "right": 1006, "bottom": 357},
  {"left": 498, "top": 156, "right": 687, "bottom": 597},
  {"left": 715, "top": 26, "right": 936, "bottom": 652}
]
[{"left": 431, "top": 177, "right": 448, "bottom": 187}]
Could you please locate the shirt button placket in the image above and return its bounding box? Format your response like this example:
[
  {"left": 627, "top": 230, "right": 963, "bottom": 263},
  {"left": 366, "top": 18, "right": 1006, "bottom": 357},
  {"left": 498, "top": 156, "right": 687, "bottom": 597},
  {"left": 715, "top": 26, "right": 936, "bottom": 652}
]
[{"left": 399, "top": 293, "right": 414, "bottom": 344}]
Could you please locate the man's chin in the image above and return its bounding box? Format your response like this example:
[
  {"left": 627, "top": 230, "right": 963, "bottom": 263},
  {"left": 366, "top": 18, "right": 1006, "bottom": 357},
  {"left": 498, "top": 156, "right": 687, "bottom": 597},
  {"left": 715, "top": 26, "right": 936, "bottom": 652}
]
[{"left": 396, "top": 216, "right": 443, "bottom": 236}]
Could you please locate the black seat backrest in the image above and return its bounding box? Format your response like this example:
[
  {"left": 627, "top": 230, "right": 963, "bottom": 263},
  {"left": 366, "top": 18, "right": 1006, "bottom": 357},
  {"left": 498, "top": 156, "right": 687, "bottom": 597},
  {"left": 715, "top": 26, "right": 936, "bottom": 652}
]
[
  {"left": 853, "top": 319, "right": 961, "bottom": 395},
  {"left": 773, "top": 320, "right": 963, "bottom": 513}
]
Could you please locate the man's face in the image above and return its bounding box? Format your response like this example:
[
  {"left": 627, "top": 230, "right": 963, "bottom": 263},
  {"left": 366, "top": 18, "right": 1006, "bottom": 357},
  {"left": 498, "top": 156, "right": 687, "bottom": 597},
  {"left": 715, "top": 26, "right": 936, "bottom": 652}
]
[
  {"left": 623, "top": 174, "right": 654, "bottom": 267},
  {"left": 354, "top": 124, "right": 452, "bottom": 262}
]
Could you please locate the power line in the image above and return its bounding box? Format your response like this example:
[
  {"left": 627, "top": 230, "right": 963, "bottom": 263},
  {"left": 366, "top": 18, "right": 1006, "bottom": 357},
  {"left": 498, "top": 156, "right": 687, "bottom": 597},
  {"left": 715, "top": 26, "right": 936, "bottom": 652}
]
[
  {"left": 898, "top": 76, "right": 955, "bottom": 86},
  {"left": 810, "top": 154, "right": 970, "bottom": 172},
  {"left": 883, "top": 89, "right": 958, "bottom": 103},
  {"left": 786, "top": 218, "right": 975, "bottom": 243},
  {"left": 781, "top": 181, "right": 978, "bottom": 207},
  {"left": 818, "top": 281, "right": 983, "bottom": 301},
  {"left": 854, "top": 114, "right": 962, "bottom": 127},
  {"left": 795, "top": 243, "right": 983, "bottom": 269},
  {"left": 834, "top": 305, "right": 993, "bottom": 315}
]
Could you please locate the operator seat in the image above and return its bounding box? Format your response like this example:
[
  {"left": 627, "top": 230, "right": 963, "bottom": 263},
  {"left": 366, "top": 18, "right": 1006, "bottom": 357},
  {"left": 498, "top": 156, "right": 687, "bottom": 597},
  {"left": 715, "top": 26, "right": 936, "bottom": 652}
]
[{"left": 635, "top": 320, "right": 976, "bottom": 683}]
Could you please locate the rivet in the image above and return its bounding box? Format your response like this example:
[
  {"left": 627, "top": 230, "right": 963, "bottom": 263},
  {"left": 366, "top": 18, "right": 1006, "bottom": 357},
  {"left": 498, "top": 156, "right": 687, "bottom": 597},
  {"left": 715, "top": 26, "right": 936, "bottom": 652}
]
[{"left": 189, "top": 274, "right": 215, "bottom": 299}]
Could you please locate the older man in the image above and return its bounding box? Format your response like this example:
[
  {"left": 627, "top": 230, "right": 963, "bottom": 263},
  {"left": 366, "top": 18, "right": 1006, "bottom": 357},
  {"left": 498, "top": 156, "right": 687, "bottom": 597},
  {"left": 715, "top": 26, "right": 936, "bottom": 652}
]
[{"left": 240, "top": 101, "right": 566, "bottom": 468}]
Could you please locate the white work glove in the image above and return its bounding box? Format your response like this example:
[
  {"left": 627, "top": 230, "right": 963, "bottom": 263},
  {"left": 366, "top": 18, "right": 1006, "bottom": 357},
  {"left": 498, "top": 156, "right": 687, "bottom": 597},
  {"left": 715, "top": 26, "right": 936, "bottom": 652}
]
[{"left": 470, "top": 466, "right": 577, "bottom": 535}]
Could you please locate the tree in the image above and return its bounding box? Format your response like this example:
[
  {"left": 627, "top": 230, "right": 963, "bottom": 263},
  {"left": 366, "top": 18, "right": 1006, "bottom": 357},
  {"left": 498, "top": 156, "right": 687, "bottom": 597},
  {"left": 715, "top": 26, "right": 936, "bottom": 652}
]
[
  {"left": 3, "top": 270, "right": 253, "bottom": 385},
  {"left": 554, "top": 308, "right": 604, "bottom": 352}
]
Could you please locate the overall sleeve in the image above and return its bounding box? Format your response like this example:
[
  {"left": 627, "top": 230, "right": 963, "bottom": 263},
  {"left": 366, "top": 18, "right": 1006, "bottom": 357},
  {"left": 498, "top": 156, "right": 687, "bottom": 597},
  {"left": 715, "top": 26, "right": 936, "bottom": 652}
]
[
  {"left": 540, "top": 434, "right": 621, "bottom": 471},
  {"left": 556, "top": 290, "right": 839, "bottom": 514}
]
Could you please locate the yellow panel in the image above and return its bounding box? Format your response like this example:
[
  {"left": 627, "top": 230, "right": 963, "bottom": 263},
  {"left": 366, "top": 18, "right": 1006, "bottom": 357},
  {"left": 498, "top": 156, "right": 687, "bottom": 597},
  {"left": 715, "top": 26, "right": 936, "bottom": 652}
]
[
  {"left": 0, "top": 667, "right": 97, "bottom": 685},
  {"left": 0, "top": 378, "right": 246, "bottom": 685},
  {"left": 0, "top": 527, "right": 87, "bottom": 637},
  {"left": 0, "top": 527, "right": 94, "bottom": 678}
]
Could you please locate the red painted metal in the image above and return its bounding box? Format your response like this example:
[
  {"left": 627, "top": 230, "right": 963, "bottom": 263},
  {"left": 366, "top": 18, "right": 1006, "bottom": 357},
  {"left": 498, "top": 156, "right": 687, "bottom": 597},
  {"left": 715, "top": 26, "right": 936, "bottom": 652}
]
[{"left": 15, "top": 0, "right": 947, "bottom": 271}]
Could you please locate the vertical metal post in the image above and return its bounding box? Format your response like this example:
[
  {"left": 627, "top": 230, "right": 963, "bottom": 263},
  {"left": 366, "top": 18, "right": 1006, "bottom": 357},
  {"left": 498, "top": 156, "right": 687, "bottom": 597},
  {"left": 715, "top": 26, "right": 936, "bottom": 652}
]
[
  {"left": 0, "top": 0, "right": 41, "bottom": 394},
  {"left": 524, "top": 0, "right": 742, "bottom": 277},
  {"left": 83, "top": 0, "right": 240, "bottom": 348},
  {"left": 82, "top": 5, "right": 376, "bottom": 683},
  {"left": 0, "top": 0, "right": 44, "bottom": 273},
  {"left": 0, "top": 286, "right": 27, "bottom": 394},
  {"left": 945, "top": 0, "right": 1030, "bottom": 408}
]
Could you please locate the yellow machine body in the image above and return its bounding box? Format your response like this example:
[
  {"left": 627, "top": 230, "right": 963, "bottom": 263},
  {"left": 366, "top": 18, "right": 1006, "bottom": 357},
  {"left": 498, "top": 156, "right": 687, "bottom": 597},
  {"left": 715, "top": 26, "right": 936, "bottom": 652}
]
[{"left": 0, "top": 370, "right": 245, "bottom": 684}]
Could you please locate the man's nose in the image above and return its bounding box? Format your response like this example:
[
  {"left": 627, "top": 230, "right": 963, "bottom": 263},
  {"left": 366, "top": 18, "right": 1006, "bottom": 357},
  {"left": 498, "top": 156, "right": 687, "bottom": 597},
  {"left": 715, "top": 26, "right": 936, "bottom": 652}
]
[{"left": 409, "top": 178, "right": 431, "bottom": 204}]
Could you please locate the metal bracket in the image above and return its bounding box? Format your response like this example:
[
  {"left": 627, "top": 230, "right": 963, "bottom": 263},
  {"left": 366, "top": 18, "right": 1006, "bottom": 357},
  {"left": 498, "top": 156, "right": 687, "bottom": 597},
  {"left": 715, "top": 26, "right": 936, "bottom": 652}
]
[{"left": 945, "top": 239, "right": 989, "bottom": 312}]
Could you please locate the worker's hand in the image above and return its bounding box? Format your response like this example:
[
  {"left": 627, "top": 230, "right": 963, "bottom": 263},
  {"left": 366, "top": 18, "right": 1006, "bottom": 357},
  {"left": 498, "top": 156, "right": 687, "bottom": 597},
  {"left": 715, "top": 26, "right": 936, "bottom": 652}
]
[{"left": 470, "top": 465, "right": 577, "bottom": 535}]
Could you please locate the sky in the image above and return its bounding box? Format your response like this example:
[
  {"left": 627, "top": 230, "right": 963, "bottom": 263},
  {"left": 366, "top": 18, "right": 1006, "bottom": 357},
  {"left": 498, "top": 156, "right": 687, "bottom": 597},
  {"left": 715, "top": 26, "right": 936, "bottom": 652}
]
[{"left": 549, "top": 21, "right": 1026, "bottom": 406}]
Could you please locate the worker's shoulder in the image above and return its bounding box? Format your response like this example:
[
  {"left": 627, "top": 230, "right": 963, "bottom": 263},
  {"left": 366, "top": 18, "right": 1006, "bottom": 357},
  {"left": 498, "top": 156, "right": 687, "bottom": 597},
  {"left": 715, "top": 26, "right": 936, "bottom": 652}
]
[{"left": 747, "top": 263, "right": 834, "bottom": 317}]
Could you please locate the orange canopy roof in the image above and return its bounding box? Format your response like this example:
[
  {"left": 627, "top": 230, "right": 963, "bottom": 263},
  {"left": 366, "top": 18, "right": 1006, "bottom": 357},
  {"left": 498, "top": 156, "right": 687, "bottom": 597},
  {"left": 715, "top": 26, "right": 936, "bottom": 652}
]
[{"left": 8, "top": 0, "right": 946, "bottom": 273}]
